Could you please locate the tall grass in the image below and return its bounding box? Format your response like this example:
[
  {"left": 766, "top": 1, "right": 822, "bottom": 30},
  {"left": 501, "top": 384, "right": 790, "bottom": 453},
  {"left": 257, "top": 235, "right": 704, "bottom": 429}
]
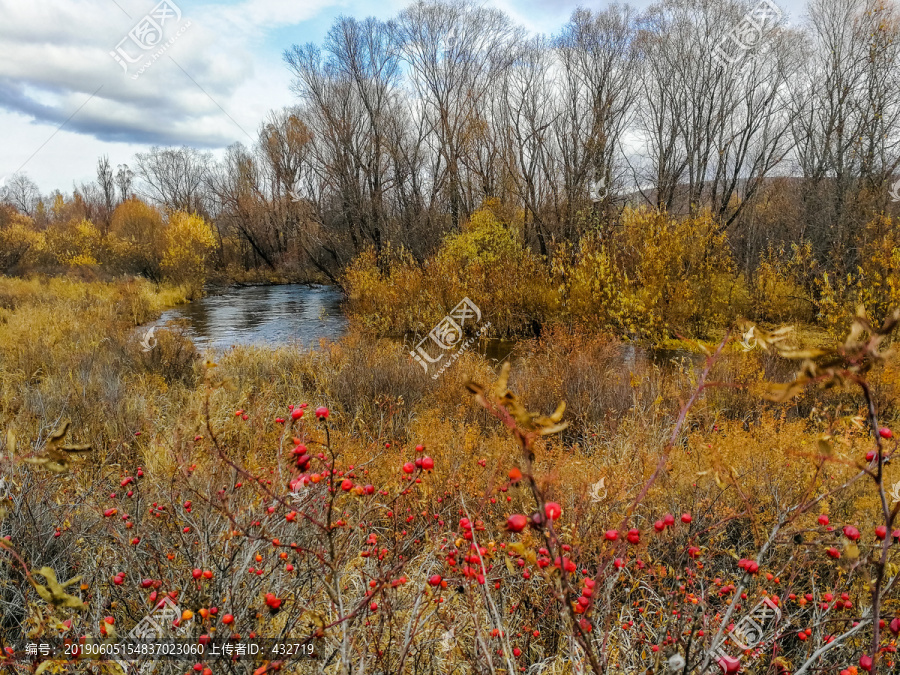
[{"left": 0, "top": 277, "right": 898, "bottom": 674}]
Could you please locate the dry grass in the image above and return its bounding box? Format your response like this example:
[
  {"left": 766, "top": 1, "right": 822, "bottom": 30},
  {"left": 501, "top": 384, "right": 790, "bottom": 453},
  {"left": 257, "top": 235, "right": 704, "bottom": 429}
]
[{"left": 0, "top": 277, "right": 898, "bottom": 674}]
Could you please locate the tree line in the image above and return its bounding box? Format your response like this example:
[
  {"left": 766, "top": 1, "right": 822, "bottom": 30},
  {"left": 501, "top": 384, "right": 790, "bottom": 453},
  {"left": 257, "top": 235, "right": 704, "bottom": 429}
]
[{"left": 2, "top": 0, "right": 899, "bottom": 288}]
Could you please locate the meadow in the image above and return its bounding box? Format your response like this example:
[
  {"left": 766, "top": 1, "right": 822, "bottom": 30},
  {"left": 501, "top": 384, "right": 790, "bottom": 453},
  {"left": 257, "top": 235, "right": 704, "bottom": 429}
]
[{"left": 0, "top": 272, "right": 898, "bottom": 675}]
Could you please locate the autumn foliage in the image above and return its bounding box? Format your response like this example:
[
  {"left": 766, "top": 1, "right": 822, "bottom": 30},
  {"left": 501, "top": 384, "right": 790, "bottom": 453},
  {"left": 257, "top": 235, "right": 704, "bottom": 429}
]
[{"left": 0, "top": 279, "right": 898, "bottom": 674}]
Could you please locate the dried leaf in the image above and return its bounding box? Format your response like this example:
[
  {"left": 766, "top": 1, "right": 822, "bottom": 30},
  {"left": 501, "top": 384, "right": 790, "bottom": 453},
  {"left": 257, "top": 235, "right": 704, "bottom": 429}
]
[
  {"left": 764, "top": 378, "right": 809, "bottom": 403},
  {"left": 24, "top": 421, "right": 92, "bottom": 474},
  {"left": 817, "top": 438, "right": 834, "bottom": 458},
  {"left": 30, "top": 567, "right": 87, "bottom": 609},
  {"left": 467, "top": 363, "right": 569, "bottom": 435}
]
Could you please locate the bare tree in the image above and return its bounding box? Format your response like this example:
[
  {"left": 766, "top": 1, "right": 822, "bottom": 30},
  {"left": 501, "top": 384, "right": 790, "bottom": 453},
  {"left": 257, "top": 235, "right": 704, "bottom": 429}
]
[
  {"left": 2, "top": 173, "right": 40, "bottom": 218},
  {"left": 394, "top": 0, "right": 523, "bottom": 228},
  {"left": 96, "top": 155, "right": 115, "bottom": 235},
  {"left": 496, "top": 36, "right": 558, "bottom": 254},
  {"left": 207, "top": 143, "right": 274, "bottom": 270},
  {"left": 788, "top": 0, "right": 900, "bottom": 263},
  {"left": 552, "top": 5, "right": 640, "bottom": 238},
  {"left": 115, "top": 164, "right": 134, "bottom": 203},
  {"left": 632, "top": 0, "right": 797, "bottom": 233},
  {"left": 134, "top": 146, "right": 212, "bottom": 217}
]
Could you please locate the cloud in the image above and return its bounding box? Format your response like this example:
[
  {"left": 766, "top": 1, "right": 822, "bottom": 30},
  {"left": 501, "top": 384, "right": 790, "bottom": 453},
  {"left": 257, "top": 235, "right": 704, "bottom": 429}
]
[{"left": 0, "top": 0, "right": 301, "bottom": 151}]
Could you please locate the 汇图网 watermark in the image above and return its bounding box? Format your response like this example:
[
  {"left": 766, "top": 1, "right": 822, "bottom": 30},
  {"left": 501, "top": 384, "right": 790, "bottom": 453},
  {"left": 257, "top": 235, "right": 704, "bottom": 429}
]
[
  {"left": 712, "top": 0, "right": 782, "bottom": 69},
  {"left": 890, "top": 178, "right": 900, "bottom": 202},
  {"left": 140, "top": 326, "right": 158, "bottom": 352},
  {"left": 410, "top": 297, "right": 490, "bottom": 379},
  {"left": 110, "top": 0, "right": 192, "bottom": 80},
  {"left": 708, "top": 596, "right": 789, "bottom": 672},
  {"left": 114, "top": 595, "right": 183, "bottom": 673}
]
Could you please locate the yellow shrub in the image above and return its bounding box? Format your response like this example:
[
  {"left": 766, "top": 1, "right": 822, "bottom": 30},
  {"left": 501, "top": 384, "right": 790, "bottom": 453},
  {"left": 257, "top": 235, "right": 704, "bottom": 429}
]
[
  {"left": 344, "top": 207, "right": 557, "bottom": 336},
  {"left": 813, "top": 214, "right": 900, "bottom": 336},
  {"left": 621, "top": 208, "right": 745, "bottom": 338},
  {"left": 559, "top": 234, "right": 646, "bottom": 336},
  {"left": 753, "top": 242, "right": 816, "bottom": 324},
  {"left": 160, "top": 211, "right": 217, "bottom": 288},
  {"left": 42, "top": 218, "right": 103, "bottom": 268},
  {"left": 433, "top": 206, "right": 554, "bottom": 335},
  {"left": 343, "top": 245, "right": 431, "bottom": 335},
  {"left": 855, "top": 214, "right": 900, "bottom": 326},
  {"left": 110, "top": 198, "right": 165, "bottom": 278},
  {"left": 561, "top": 208, "right": 745, "bottom": 339},
  {"left": 0, "top": 211, "right": 43, "bottom": 273}
]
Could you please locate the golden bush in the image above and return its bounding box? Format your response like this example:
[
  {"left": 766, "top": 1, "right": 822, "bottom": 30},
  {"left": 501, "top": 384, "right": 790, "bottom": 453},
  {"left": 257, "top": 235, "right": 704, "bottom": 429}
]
[
  {"left": 345, "top": 207, "right": 557, "bottom": 337},
  {"left": 559, "top": 208, "right": 746, "bottom": 339},
  {"left": 813, "top": 214, "right": 900, "bottom": 336},
  {"left": 0, "top": 210, "right": 43, "bottom": 273},
  {"left": 42, "top": 218, "right": 104, "bottom": 268},
  {"left": 752, "top": 242, "right": 816, "bottom": 324},
  {"left": 109, "top": 198, "right": 165, "bottom": 278},
  {"left": 160, "top": 211, "right": 217, "bottom": 289}
]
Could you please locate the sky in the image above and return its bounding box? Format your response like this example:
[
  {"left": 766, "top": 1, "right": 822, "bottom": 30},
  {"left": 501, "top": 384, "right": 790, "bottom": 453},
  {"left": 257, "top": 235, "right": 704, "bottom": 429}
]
[{"left": 0, "top": 0, "right": 810, "bottom": 196}]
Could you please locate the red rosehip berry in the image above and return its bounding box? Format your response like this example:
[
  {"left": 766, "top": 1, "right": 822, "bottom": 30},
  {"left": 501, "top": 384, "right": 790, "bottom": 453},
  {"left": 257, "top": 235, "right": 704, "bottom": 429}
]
[
  {"left": 315, "top": 406, "right": 329, "bottom": 419},
  {"left": 879, "top": 427, "right": 892, "bottom": 439},
  {"left": 717, "top": 655, "right": 741, "bottom": 674},
  {"left": 843, "top": 525, "right": 860, "bottom": 541},
  {"left": 507, "top": 514, "right": 528, "bottom": 532},
  {"left": 544, "top": 502, "right": 562, "bottom": 520},
  {"left": 681, "top": 513, "right": 692, "bottom": 524}
]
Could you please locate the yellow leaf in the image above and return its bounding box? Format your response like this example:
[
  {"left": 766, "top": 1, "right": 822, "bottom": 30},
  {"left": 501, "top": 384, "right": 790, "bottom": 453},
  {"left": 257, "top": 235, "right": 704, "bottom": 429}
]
[{"left": 30, "top": 567, "right": 86, "bottom": 609}]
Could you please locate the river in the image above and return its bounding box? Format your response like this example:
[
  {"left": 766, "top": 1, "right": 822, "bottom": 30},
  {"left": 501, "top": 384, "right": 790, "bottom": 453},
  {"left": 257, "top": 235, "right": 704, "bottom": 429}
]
[
  {"left": 154, "top": 284, "right": 516, "bottom": 363},
  {"left": 155, "top": 284, "right": 348, "bottom": 351}
]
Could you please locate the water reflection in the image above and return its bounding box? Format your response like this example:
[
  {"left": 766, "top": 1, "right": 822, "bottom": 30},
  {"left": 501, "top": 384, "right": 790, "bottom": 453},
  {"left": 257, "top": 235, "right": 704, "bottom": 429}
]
[{"left": 155, "top": 284, "right": 348, "bottom": 351}]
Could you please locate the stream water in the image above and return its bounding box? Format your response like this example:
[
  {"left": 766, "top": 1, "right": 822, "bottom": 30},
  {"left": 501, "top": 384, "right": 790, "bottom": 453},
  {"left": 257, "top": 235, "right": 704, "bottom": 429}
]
[{"left": 154, "top": 284, "right": 517, "bottom": 364}]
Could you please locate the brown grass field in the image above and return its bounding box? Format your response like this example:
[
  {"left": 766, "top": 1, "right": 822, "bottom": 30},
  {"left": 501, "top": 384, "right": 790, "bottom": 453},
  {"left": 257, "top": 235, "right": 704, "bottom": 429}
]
[{"left": 0, "top": 275, "right": 898, "bottom": 674}]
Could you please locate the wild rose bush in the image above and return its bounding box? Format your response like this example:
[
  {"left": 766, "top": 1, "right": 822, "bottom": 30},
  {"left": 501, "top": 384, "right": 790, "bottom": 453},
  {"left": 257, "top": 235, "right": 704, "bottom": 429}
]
[{"left": 1, "top": 298, "right": 899, "bottom": 673}]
